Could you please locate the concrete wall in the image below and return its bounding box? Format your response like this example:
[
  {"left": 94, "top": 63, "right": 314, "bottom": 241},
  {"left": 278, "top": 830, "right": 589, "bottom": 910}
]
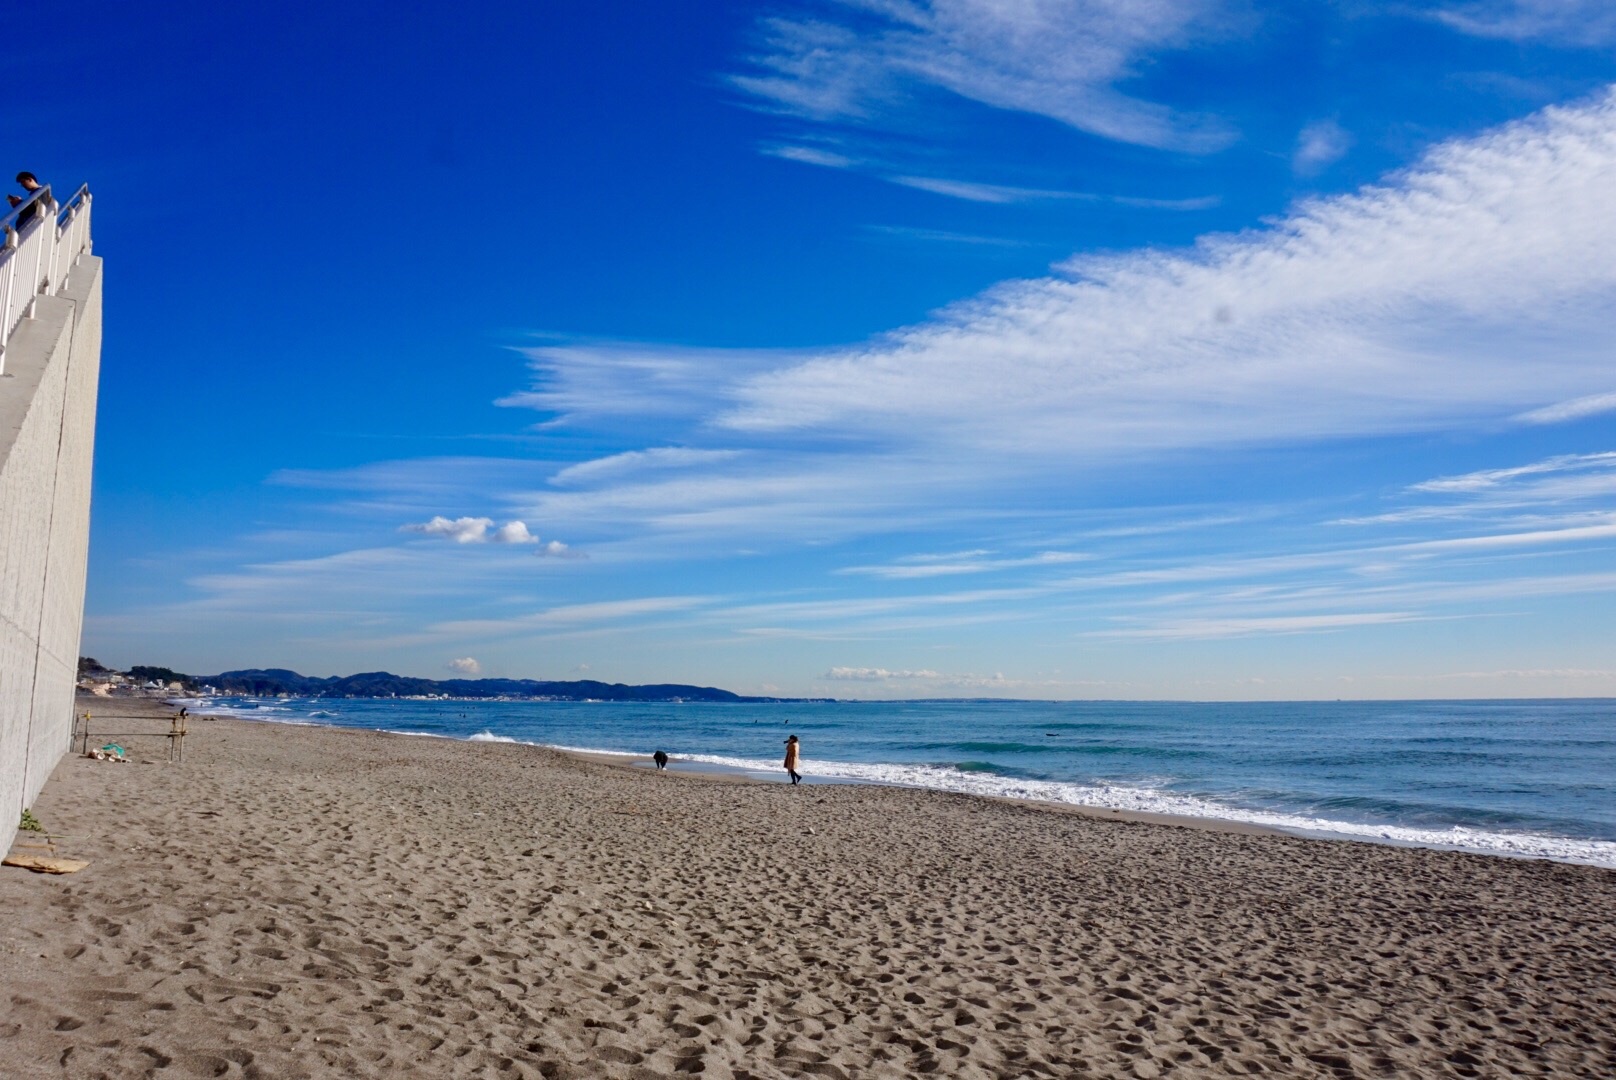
[{"left": 0, "top": 254, "right": 102, "bottom": 824}]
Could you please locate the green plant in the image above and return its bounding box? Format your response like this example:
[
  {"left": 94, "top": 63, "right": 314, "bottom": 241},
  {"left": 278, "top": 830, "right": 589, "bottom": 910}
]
[{"left": 18, "top": 809, "right": 44, "bottom": 832}]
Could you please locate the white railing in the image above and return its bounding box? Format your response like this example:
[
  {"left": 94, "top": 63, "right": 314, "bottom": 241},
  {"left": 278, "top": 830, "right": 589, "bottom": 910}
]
[{"left": 0, "top": 184, "right": 93, "bottom": 373}]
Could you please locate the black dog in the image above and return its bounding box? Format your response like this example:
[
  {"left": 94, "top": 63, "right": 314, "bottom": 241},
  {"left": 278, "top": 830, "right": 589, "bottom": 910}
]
[{"left": 653, "top": 750, "right": 669, "bottom": 770}]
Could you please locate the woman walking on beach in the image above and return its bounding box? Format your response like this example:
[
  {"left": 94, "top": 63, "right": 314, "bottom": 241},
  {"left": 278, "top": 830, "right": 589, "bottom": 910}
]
[{"left": 783, "top": 735, "right": 802, "bottom": 785}]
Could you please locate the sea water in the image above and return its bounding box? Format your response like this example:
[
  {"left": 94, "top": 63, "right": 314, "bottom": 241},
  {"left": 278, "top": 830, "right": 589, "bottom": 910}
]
[{"left": 192, "top": 696, "right": 1616, "bottom": 868}]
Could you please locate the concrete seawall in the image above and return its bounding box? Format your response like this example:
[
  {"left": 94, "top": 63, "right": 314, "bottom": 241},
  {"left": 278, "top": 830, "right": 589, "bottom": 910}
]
[{"left": 0, "top": 254, "right": 103, "bottom": 822}]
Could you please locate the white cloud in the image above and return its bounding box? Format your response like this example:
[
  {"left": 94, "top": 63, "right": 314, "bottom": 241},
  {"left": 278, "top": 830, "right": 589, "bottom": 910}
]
[
  {"left": 1434, "top": 1, "right": 1616, "bottom": 45},
  {"left": 731, "top": 1, "right": 1234, "bottom": 152},
  {"left": 500, "top": 342, "right": 791, "bottom": 429},
  {"left": 551, "top": 447, "right": 746, "bottom": 487},
  {"left": 864, "top": 224, "right": 1032, "bottom": 246},
  {"left": 447, "top": 657, "right": 481, "bottom": 675},
  {"left": 825, "top": 666, "right": 941, "bottom": 680},
  {"left": 425, "top": 596, "right": 717, "bottom": 639},
  {"left": 1411, "top": 452, "right": 1616, "bottom": 493},
  {"left": 403, "top": 516, "right": 497, "bottom": 543},
  {"left": 1395, "top": 517, "right": 1616, "bottom": 553},
  {"left": 889, "top": 175, "right": 1089, "bottom": 203},
  {"left": 508, "top": 92, "right": 1616, "bottom": 477},
  {"left": 1111, "top": 194, "right": 1221, "bottom": 211},
  {"left": 492, "top": 521, "right": 537, "bottom": 544},
  {"left": 763, "top": 143, "right": 857, "bottom": 169},
  {"left": 402, "top": 515, "right": 542, "bottom": 544},
  {"left": 504, "top": 450, "right": 1004, "bottom": 551},
  {"left": 536, "top": 540, "right": 580, "bottom": 558},
  {"left": 1097, "top": 611, "right": 1424, "bottom": 640},
  {"left": 1516, "top": 391, "right": 1616, "bottom": 425},
  {"left": 841, "top": 549, "right": 1089, "bottom": 578},
  {"left": 1292, "top": 118, "right": 1352, "bottom": 175},
  {"left": 718, "top": 89, "right": 1616, "bottom": 454},
  {"left": 818, "top": 667, "right": 1091, "bottom": 692},
  {"left": 886, "top": 175, "right": 1219, "bottom": 207}
]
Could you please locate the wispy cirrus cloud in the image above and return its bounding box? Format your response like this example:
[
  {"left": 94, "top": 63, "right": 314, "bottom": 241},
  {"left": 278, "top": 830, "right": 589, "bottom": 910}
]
[
  {"left": 1411, "top": 452, "right": 1616, "bottom": 493},
  {"left": 420, "top": 596, "right": 719, "bottom": 642},
  {"left": 1395, "top": 516, "right": 1616, "bottom": 553},
  {"left": 1516, "top": 391, "right": 1616, "bottom": 425},
  {"left": 486, "top": 91, "right": 1616, "bottom": 567},
  {"left": 889, "top": 175, "right": 1090, "bottom": 203},
  {"left": 499, "top": 342, "right": 793, "bottom": 430},
  {"left": 840, "top": 549, "right": 1089, "bottom": 578},
  {"left": 718, "top": 89, "right": 1616, "bottom": 452},
  {"left": 818, "top": 666, "right": 1103, "bottom": 693},
  {"left": 863, "top": 224, "right": 1033, "bottom": 247},
  {"left": 510, "top": 89, "right": 1616, "bottom": 482},
  {"left": 761, "top": 143, "right": 858, "bottom": 169},
  {"left": 1433, "top": 1, "right": 1616, "bottom": 46},
  {"left": 731, "top": 1, "right": 1234, "bottom": 152},
  {"left": 549, "top": 448, "right": 746, "bottom": 487},
  {"left": 890, "top": 174, "right": 1219, "bottom": 207},
  {"left": 1095, "top": 611, "right": 1427, "bottom": 641}
]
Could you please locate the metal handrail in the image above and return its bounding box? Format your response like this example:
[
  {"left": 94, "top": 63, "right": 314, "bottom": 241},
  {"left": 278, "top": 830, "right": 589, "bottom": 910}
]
[
  {"left": 55, "top": 183, "right": 90, "bottom": 222},
  {"left": 0, "top": 181, "right": 94, "bottom": 371}
]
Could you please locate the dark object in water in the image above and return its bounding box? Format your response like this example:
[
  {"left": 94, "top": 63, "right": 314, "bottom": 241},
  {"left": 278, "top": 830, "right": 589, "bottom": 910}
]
[{"left": 653, "top": 750, "right": 669, "bottom": 770}]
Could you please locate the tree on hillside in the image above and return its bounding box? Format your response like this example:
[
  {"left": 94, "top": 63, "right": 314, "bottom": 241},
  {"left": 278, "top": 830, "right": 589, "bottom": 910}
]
[{"left": 127, "top": 665, "right": 196, "bottom": 689}]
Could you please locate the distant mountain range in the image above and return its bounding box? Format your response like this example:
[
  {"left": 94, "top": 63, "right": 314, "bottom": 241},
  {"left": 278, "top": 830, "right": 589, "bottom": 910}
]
[{"left": 189, "top": 668, "right": 797, "bottom": 703}]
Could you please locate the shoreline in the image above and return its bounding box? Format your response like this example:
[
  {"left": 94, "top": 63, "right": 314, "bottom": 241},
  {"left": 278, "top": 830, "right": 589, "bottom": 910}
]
[
  {"left": 173, "top": 696, "right": 1615, "bottom": 867},
  {"left": 566, "top": 744, "right": 1287, "bottom": 838}
]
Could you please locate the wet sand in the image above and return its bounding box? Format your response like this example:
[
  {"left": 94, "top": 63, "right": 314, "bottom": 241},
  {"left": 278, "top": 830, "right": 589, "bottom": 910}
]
[{"left": 3, "top": 700, "right": 1613, "bottom": 1078}]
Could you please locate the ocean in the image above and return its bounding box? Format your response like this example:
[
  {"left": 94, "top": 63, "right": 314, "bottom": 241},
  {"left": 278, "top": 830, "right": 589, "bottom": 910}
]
[{"left": 191, "top": 695, "right": 1616, "bottom": 868}]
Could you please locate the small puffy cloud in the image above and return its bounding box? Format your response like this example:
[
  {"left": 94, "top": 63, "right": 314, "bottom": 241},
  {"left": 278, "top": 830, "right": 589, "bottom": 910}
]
[
  {"left": 492, "top": 521, "right": 537, "bottom": 544},
  {"left": 403, "top": 516, "right": 543, "bottom": 544},
  {"left": 1292, "top": 119, "right": 1352, "bottom": 175},
  {"left": 405, "top": 516, "right": 495, "bottom": 543},
  {"left": 536, "top": 540, "right": 582, "bottom": 558},
  {"left": 447, "top": 657, "right": 481, "bottom": 675}
]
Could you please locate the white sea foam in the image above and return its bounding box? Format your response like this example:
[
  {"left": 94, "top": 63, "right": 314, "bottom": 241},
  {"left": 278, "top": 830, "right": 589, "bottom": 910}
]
[
  {"left": 543, "top": 743, "right": 640, "bottom": 758},
  {"left": 468, "top": 731, "right": 522, "bottom": 743},
  {"left": 661, "top": 752, "right": 1616, "bottom": 869}
]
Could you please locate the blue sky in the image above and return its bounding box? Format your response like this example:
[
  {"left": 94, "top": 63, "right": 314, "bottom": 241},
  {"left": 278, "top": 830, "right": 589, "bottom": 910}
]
[{"left": 19, "top": 0, "right": 1616, "bottom": 698}]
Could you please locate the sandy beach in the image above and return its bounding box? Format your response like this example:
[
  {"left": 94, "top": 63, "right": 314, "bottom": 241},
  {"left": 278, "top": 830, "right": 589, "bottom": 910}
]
[{"left": 3, "top": 700, "right": 1613, "bottom": 1079}]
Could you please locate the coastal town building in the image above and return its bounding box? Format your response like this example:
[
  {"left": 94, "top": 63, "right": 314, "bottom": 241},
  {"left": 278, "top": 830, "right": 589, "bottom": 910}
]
[{"left": 0, "top": 182, "right": 100, "bottom": 824}]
